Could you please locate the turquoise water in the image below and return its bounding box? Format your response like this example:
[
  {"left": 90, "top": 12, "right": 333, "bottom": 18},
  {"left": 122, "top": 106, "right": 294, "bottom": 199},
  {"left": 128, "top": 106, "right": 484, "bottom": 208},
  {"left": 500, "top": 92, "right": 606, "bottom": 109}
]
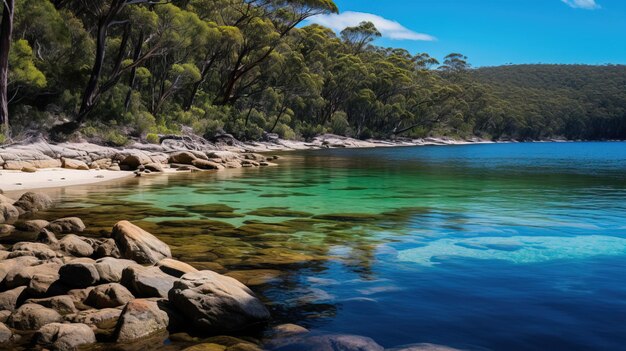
[{"left": 33, "top": 142, "right": 626, "bottom": 350}]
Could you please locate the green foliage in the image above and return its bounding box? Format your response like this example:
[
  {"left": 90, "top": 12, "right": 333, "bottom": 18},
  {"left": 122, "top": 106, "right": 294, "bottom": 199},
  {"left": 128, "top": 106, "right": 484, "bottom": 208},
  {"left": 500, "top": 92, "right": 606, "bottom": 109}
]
[
  {"left": 3, "top": 0, "right": 625, "bottom": 143},
  {"left": 146, "top": 133, "right": 160, "bottom": 144}
]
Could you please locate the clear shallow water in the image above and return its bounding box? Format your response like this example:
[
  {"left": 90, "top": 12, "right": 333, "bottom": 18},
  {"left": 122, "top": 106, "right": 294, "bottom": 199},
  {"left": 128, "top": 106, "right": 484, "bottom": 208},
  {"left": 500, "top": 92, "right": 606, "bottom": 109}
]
[{"left": 24, "top": 142, "right": 626, "bottom": 350}]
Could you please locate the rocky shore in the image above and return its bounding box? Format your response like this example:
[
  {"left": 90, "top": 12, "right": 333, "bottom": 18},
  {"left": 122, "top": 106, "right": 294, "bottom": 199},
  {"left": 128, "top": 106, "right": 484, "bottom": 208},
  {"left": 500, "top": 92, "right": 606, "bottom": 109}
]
[{"left": 0, "top": 191, "right": 460, "bottom": 351}]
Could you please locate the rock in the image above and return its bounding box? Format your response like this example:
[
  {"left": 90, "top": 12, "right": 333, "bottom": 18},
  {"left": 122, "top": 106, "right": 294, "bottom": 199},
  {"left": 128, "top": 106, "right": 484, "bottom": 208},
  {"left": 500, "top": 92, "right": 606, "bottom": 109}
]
[
  {"left": 46, "top": 217, "right": 86, "bottom": 234},
  {"left": 58, "top": 234, "right": 93, "bottom": 257},
  {"left": 68, "top": 308, "right": 122, "bottom": 331},
  {"left": 183, "top": 343, "right": 227, "bottom": 351},
  {"left": 33, "top": 322, "right": 96, "bottom": 351},
  {"left": 85, "top": 283, "right": 134, "bottom": 309},
  {"left": 0, "top": 311, "right": 10, "bottom": 323},
  {"left": 0, "top": 224, "right": 15, "bottom": 235},
  {"left": 266, "top": 324, "right": 309, "bottom": 338},
  {"left": 157, "top": 258, "right": 198, "bottom": 278},
  {"left": 0, "top": 286, "right": 27, "bottom": 311},
  {"left": 13, "top": 192, "right": 53, "bottom": 214},
  {"left": 0, "top": 194, "right": 14, "bottom": 204},
  {"left": 108, "top": 164, "right": 121, "bottom": 171},
  {"left": 37, "top": 228, "right": 59, "bottom": 246},
  {"left": 59, "top": 262, "right": 100, "bottom": 288},
  {"left": 7, "top": 303, "right": 63, "bottom": 330},
  {"left": 387, "top": 344, "right": 464, "bottom": 351},
  {"left": 21, "top": 166, "right": 37, "bottom": 173},
  {"left": 16, "top": 219, "right": 50, "bottom": 232},
  {"left": 26, "top": 295, "right": 77, "bottom": 315},
  {"left": 274, "top": 334, "right": 384, "bottom": 351},
  {"left": 9, "top": 242, "right": 59, "bottom": 260},
  {"left": 119, "top": 154, "right": 151, "bottom": 170},
  {"left": 121, "top": 266, "right": 178, "bottom": 298},
  {"left": 114, "top": 299, "right": 169, "bottom": 342},
  {"left": 112, "top": 220, "right": 171, "bottom": 264},
  {"left": 4, "top": 261, "right": 61, "bottom": 289},
  {"left": 144, "top": 163, "right": 164, "bottom": 172},
  {"left": 0, "top": 202, "right": 19, "bottom": 224},
  {"left": 168, "top": 151, "right": 197, "bottom": 164},
  {"left": 94, "top": 257, "right": 139, "bottom": 283},
  {"left": 66, "top": 287, "right": 95, "bottom": 308},
  {"left": 94, "top": 238, "right": 121, "bottom": 258},
  {"left": 192, "top": 159, "right": 224, "bottom": 170},
  {"left": 0, "top": 256, "right": 40, "bottom": 282},
  {"left": 27, "top": 271, "right": 68, "bottom": 298},
  {"left": 62, "top": 158, "right": 90, "bottom": 170},
  {"left": 0, "top": 322, "right": 15, "bottom": 344},
  {"left": 243, "top": 153, "right": 266, "bottom": 162},
  {"left": 92, "top": 158, "right": 112, "bottom": 169},
  {"left": 168, "top": 270, "right": 270, "bottom": 332}
]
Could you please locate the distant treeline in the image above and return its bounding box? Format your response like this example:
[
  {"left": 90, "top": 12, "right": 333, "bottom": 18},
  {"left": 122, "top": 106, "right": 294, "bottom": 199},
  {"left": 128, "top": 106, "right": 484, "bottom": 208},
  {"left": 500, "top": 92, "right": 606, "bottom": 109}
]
[{"left": 0, "top": 0, "right": 625, "bottom": 144}]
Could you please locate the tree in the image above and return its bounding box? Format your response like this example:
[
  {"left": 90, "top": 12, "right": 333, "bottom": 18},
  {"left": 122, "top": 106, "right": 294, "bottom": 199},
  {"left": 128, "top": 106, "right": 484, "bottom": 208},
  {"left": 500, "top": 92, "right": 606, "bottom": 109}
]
[
  {"left": 340, "top": 21, "right": 380, "bottom": 54},
  {"left": 0, "top": 0, "right": 14, "bottom": 132}
]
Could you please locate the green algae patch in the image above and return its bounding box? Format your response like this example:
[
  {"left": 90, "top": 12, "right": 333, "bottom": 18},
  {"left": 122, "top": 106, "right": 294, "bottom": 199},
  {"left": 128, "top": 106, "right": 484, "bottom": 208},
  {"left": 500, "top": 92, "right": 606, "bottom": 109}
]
[
  {"left": 313, "top": 213, "right": 385, "bottom": 222},
  {"left": 246, "top": 207, "right": 313, "bottom": 218},
  {"left": 171, "top": 204, "right": 244, "bottom": 218}
]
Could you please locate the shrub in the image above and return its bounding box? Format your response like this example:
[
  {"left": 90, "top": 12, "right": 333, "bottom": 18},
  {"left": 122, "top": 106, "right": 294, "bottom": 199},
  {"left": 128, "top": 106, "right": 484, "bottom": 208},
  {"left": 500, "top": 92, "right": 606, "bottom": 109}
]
[{"left": 146, "top": 133, "right": 160, "bottom": 144}]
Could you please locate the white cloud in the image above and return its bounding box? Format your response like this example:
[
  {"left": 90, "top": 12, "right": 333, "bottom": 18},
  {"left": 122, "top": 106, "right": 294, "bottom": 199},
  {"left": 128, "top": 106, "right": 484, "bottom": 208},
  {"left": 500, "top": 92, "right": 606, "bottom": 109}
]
[
  {"left": 306, "top": 11, "right": 436, "bottom": 41},
  {"left": 562, "top": 0, "right": 600, "bottom": 9}
]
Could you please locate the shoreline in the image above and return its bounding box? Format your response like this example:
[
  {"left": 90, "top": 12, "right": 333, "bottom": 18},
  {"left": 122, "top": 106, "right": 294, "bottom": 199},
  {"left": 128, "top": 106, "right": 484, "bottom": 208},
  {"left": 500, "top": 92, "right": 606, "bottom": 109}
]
[
  {"left": 3, "top": 135, "right": 624, "bottom": 194},
  {"left": 0, "top": 134, "right": 493, "bottom": 193}
]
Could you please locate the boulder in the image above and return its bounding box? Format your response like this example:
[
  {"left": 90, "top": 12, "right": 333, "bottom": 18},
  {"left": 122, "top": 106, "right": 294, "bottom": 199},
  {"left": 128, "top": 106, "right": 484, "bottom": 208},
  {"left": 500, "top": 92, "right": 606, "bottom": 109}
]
[
  {"left": 7, "top": 303, "right": 63, "bottom": 330},
  {"left": 0, "top": 194, "right": 14, "bottom": 204},
  {"left": 9, "top": 242, "right": 59, "bottom": 260},
  {"left": 67, "top": 308, "right": 122, "bottom": 331},
  {"left": 58, "top": 235, "right": 93, "bottom": 257},
  {"left": 192, "top": 159, "right": 224, "bottom": 170},
  {"left": 33, "top": 322, "right": 96, "bottom": 351},
  {"left": 0, "top": 286, "right": 27, "bottom": 311},
  {"left": 37, "top": 229, "right": 59, "bottom": 246},
  {"left": 243, "top": 153, "right": 266, "bottom": 162},
  {"left": 62, "top": 158, "right": 90, "bottom": 170},
  {"left": 85, "top": 283, "right": 134, "bottom": 309},
  {"left": 59, "top": 262, "right": 100, "bottom": 288},
  {"left": 121, "top": 266, "right": 178, "bottom": 298},
  {"left": 16, "top": 219, "right": 50, "bottom": 232},
  {"left": 0, "top": 203, "right": 19, "bottom": 224},
  {"left": 168, "top": 270, "right": 270, "bottom": 332},
  {"left": 46, "top": 217, "right": 86, "bottom": 234},
  {"left": 119, "top": 152, "right": 152, "bottom": 170},
  {"left": 94, "top": 257, "right": 139, "bottom": 283},
  {"left": 111, "top": 220, "right": 171, "bottom": 264},
  {"left": 26, "top": 295, "right": 77, "bottom": 315},
  {"left": 114, "top": 299, "right": 169, "bottom": 342},
  {"left": 157, "top": 258, "right": 198, "bottom": 278},
  {"left": 0, "top": 224, "right": 15, "bottom": 235},
  {"left": 144, "top": 163, "right": 164, "bottom": 172},
  {"left": 4, "top": 261, "right": 61, "bottom": 289},
  {"left": 12, "top": 192, "right": 53, "bottom": 214},
  {"left": 0, "top": 322, "right": 14, "bottom": 344},
  {"left": 27, "top": 271, "right": 68, "bottom": 298},
  {"left": 274, "top": 334, "right": 384, "bottom": 351},
  {"left": 0, "top": 311, "right": 9, "bottom": 323},
  {"left": 168, "top": 151, "right": 197, "bottom": 164},
  {"left": 94, "top": 238, "right": 121, "bottom": 258},
  {"left": 0, "top": 256, "right": 40, "bottom": 282},
  {"left": 91, "top": 158, "right": 112, "bottom": 169}
]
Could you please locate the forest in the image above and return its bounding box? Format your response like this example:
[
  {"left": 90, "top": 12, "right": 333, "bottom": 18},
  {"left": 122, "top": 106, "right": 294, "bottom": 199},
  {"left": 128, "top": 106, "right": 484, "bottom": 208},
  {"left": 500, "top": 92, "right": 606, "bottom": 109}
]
[{"left": 0, "top": 0, "right": 625, "bottom": 145}]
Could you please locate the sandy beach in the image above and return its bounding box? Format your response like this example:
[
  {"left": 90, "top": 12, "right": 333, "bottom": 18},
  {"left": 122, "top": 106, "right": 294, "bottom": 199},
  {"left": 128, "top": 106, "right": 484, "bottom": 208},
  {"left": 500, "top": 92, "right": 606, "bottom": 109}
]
[{"left": 0, "top": 168, "right": 135, "bottom": 192}]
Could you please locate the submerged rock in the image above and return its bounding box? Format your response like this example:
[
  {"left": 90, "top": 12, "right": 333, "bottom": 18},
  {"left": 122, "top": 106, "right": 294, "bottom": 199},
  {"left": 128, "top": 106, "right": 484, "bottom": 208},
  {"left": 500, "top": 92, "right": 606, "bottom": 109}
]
[
  {"left": 46, "top": 217, "right": 86, "bottom": 234},
  {"left": 112, "top": 220, "right": 172, "bottom": 264},
  {"left": 274, "top": 334, "right": 384, "bottom": 351},
  {"left": 388, "top": 344, "right": 464, "bottom": 351},
  {"left": 168, "top": 270, "right": 270, "bottom": 332}
]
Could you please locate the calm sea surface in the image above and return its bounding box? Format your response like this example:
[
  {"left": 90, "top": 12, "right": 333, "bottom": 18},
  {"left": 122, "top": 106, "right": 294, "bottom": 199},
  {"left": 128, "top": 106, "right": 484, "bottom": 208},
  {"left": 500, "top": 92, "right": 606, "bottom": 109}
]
[{"left": 26, "top": 142, "right": 626, "bottom": 350}]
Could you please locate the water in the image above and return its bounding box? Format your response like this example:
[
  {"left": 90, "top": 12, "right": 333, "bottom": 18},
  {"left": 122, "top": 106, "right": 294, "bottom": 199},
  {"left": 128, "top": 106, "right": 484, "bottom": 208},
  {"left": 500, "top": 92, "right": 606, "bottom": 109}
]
[{"left": 23, "top": 142, "right": 626, "bottom": 350}]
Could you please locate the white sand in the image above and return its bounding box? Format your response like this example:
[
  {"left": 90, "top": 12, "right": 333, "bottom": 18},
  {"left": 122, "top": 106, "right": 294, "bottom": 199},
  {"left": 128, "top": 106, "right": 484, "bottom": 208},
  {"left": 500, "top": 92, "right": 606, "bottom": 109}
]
[{"left": 0, "top": 168, "right": 135, "bottom": 192}]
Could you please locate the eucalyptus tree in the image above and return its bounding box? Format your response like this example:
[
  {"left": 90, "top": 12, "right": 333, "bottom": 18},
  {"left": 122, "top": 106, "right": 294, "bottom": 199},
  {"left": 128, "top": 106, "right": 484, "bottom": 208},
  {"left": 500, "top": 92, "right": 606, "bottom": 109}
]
[
  {"left": 340, "top": 21, "right": 381, "bottom": 54},
  {"left": 0, "top": 0, "right": 14, "bottom": 131}
]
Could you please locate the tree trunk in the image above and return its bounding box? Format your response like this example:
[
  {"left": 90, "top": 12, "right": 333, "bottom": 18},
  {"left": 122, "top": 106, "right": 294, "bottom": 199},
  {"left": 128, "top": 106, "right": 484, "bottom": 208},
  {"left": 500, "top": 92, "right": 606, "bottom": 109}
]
[
  {"left": 125, "top": 30, "right": 144, "bottom": 111},
  {"left": 0, "top": 0, "right": 14, "bottom": 131},
  {"left": 77, "top": 17, "right": 109, "bottom": 122}
]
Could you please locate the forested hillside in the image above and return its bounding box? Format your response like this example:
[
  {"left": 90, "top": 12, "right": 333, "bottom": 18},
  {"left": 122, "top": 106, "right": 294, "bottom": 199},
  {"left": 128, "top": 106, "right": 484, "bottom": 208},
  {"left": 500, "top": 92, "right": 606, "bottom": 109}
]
[{"left": 0, "top": 0, "right": 625, "bottom": 145}]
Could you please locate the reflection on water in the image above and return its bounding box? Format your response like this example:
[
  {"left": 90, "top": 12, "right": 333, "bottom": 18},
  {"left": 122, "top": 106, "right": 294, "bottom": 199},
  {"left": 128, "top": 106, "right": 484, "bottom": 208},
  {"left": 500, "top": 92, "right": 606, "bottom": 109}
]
[{"left": 12, "top": 142, "right": 626, "bottom": 351}]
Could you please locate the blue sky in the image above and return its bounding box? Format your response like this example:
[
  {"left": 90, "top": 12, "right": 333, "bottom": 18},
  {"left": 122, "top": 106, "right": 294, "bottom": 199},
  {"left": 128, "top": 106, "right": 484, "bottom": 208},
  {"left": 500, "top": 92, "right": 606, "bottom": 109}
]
[{"left": 306, "top": 0, "right": 626, "bottom": 67}]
